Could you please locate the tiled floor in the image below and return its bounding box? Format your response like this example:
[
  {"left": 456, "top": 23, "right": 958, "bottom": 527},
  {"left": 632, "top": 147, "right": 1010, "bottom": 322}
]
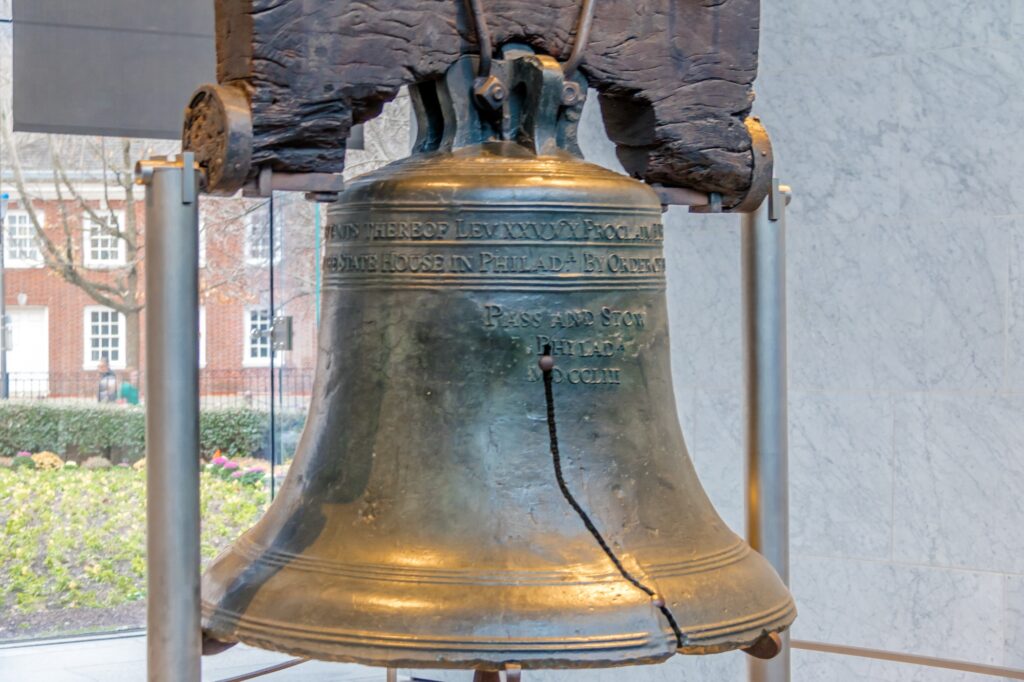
[{"left": 0, "top": 633, "right": 405, "bottom": 681}]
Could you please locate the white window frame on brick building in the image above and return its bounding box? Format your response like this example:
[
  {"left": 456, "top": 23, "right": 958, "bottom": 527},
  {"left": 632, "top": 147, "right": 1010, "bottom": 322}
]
[
  {"left": 2, "top": 210, "right": 44, "bottom": 268},
  {"left": 83, "top": 306, "right": 127, "bottom": 370},
  {"left": 82, "top": 210, "right": 127, "bottom": 268},
  {"left": 245, "top": 208, "right": 281, "bottom": 266},
  {"left": 242, "top": 306, "right": 273, "bottom": 367}
]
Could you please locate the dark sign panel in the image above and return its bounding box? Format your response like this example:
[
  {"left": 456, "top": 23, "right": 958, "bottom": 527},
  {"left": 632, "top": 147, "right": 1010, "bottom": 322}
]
[{"left": 12, "top": 0, "right": 215, "bottom": 139}]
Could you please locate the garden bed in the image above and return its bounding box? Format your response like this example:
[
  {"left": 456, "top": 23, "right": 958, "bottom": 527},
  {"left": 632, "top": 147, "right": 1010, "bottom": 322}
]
[{"left": 0, "top": 463, "right": 268, "bottom": 640}]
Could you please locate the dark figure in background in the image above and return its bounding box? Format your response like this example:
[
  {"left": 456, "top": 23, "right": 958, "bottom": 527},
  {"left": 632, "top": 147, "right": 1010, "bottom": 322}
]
[{"left": 97, "top": 356, "right": 117, "bottom": 403}]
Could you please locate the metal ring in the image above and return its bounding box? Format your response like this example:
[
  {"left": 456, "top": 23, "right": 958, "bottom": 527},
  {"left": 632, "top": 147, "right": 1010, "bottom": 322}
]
[
  {"left": 466, "top": 0, "right": 494, "bottom": 76},
  {"left": 465, "top": 0, "right": 596, "bottom": 78},
  {"left": 563, "top": 0, "right": 596, "bottom": 77}
]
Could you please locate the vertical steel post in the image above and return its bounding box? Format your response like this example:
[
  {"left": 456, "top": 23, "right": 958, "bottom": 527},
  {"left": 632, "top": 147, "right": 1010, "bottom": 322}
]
[
  {"left": 743, "top": 179, "right": 791, "bottom": 682},
  {"left": 0, "top": 191, "right": 9, "bottom": 399},
  {"left": 139, "top": 154, "right": 202, "bottom": 682},
  {"left": 0, "top": 204, "right": 7, "bottom": 400},
  {"left": 314, "top": 202, "right": 322, "bottom": 328}
]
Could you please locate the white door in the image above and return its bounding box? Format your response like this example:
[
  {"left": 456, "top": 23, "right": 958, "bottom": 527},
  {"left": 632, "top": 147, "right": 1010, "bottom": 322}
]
[{"left": 7, "top": 307, "right": 49, "bottom": 396}]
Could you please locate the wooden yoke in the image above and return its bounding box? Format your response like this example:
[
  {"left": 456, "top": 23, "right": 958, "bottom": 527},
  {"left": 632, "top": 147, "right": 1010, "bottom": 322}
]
[{"left": 183, "top": 0, "right": 770, "bottom": 210}]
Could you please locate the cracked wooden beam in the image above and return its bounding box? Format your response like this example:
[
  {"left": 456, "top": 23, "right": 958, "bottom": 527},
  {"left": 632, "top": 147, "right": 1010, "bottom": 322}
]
[{"left": 184, "top": 0, "right": 766, "bottom": 208}]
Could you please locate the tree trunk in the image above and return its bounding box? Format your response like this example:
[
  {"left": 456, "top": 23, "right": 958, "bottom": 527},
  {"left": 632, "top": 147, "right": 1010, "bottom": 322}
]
[{"left": 125, "top": 308, "right": 141, "bottom": 371}]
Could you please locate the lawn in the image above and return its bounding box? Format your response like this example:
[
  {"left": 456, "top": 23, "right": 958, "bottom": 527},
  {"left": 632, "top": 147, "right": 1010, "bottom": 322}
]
[{"left": 0, "top": 465, "right": 268, "bottom": 640}]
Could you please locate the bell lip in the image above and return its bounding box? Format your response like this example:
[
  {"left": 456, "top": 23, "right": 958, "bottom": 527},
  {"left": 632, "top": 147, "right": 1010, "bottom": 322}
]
[{"left": 199, "top": 596, "right": 795, "bottom": 669}]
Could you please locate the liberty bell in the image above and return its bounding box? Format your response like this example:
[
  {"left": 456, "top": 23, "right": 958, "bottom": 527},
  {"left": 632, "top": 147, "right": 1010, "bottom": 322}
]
[{"left": 200, "top": 47, "right": 796, "bottom": 672}]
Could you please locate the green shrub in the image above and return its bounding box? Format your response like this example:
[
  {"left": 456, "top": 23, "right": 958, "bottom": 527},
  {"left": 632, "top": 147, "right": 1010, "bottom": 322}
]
[
  {"left": 0, "top": 404, "right": 63, "bottom": 455},
  {"left": 199, "top": 408, "right": 265, "bottom": 458},
  {"left": 11, "top": 454, "right": 35, "bottom": 470},
  {"left": 0, "top": 401, "right": 304, "bottom": 461}
]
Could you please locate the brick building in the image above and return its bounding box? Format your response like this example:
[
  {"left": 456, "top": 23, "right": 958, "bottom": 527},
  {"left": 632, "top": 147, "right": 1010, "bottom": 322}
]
[{"left": 0, "top": 174, "right": 319, "bottom": 404}]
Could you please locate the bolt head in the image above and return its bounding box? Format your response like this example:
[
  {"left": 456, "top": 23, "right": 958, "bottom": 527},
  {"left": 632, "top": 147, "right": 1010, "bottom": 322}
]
[
  {"left": 474, "top": 75, "right": 508, "bottom": 111},
  {"left": 561, "top": 82, "right": 583, "bottom": 106}
]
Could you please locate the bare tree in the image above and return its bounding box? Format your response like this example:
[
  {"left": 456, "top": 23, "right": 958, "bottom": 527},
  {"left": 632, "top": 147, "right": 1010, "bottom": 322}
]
[
  {"left": 344, "top": 91, "right": 412, "bottom": 180},
  {"left": 0, "top": 112, "right": 156, "bottom": 368},
  {"left": 0, "top": 86, "right": 411, "bottom": 372}
]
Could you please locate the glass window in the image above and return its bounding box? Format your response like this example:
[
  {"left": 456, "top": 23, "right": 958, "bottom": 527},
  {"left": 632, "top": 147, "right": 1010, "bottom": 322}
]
[
  {"left": 83, "top": 211, "right": 126, "bottom": 267},
  {"left": 83, "top": 306, "right": 126, "bottom": 369},
  {"left": 198, "top": 219, "right": 207, "bottom": 268},
  {"left": 3, "top": 210, "right": 43, "bottom": 267},
  {"left": 243, "top": 307, "right": 272, "bottom": 366},
  {"left": 245, "top": 209, "right": 280, "bottom": 265}
]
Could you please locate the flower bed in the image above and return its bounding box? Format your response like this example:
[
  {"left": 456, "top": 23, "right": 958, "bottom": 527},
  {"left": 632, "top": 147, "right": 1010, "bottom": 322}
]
[{"left": 0, "top": 460, "right": 269, "bottom": 640}]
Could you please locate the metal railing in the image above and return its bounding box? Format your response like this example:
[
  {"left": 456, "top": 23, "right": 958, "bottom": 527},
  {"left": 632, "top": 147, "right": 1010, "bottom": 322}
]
[
  {"left": 791, "top": 641, "right": 1024, "bottom": 680},
  {"left": 2, "top": 369, "right": 314, "bottom": 410}
]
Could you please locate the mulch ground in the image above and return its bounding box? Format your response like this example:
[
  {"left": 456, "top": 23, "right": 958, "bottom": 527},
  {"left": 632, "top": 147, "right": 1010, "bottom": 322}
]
[{"left": 0, "top": 602, "right": 145, "bottom": 641}]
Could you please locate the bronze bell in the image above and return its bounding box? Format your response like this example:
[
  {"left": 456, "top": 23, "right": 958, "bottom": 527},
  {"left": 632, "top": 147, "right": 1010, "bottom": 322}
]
[{"left": 201, "top": 47, "right": 795, "bottom": 671}]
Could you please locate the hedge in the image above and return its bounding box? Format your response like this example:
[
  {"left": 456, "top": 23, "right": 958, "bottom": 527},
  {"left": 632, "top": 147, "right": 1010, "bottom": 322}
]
[{"left": 0, "top": 402, "right": 306, "bottom": 461}]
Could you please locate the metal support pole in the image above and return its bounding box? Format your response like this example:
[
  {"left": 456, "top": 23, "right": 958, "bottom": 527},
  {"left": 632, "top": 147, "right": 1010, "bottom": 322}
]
[
  {"left": 742, "top": 179, "right": 791, "bottom": 682},
  {"left": 0, "top": 191, "right": 9, "bottom": 399},
  {"left": 138, "top": 154, "right": 202, "bottom": 682}
]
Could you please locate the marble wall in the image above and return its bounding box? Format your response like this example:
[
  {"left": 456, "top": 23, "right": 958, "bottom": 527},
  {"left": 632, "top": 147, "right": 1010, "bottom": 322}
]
[
  {"left": 403, "top": 2, "right": 1023, "bottom": 680},
  {"left": 623, "top": 1, "right": 1023, "bottom": 679}
]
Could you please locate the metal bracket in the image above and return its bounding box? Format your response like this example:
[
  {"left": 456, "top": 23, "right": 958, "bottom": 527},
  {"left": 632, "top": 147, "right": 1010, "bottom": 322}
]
[
  {"left": 415, "top": 45, "right": 589, "bottom": 158},
  {"left": 250, "top": 315, "right": 293, "bottom": 351},
  {"left": 661, "top": 119, "right": 776, "bottom": 215},
  {"left": 768, "top": 178, "right": 793, "bottom": 222},
  {"left": 1, "top": 315, "right": 12, "bottom": 353},
  {"left": 728, "top": 116, "right": 774, "bottom": 213},
  {"left": 135, "top": 154, "right": 203, "bottom": 193},
  {"left": 241, "top": 167, "right": 345, "bottom": 203},
  {"left": 271, "top": 316, "right": 293, "bottom": 351},
  {"left": 650, "top": 185, "right": 711, "bottom": 210}
]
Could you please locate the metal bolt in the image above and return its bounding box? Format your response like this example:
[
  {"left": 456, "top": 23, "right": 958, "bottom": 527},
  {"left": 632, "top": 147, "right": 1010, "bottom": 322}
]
[
  {"left": 561, "top": 82, "right": 583, "bottom": 106},
  {"left": 474, "top": 75, "right": 508, "bottom": 112}
]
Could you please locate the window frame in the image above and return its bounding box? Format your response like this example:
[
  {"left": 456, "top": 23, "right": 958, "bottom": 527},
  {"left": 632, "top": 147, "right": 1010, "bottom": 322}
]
[
  {"left": 82, "top": 210, "right": 127, "bottom": 268},
  {"left": 82, "top": 305, "right": 127, "bottom": 370},
  {"left": 242, "top": 306, "right": 273, "bottom": 367},
  {"left": 2, "top": 209, "right": 44, "bottom": 268},
  {"left": 244, "top": 209, "right": 281, "bottom": 266}
]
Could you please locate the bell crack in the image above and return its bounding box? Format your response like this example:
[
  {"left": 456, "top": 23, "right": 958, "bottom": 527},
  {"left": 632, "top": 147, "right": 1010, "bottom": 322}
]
[{"left": 538, "top": 345, "right": 686, "bottom": 649}]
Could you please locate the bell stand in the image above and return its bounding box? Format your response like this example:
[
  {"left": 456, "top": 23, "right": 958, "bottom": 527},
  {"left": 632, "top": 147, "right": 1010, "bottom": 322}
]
[{"left": 136, "top": 144, "right": 793, "bottom": 681}]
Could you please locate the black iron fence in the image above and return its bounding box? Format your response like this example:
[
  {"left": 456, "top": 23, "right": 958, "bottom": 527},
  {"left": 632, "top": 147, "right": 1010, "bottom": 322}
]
[{"left": 4, "top": 368, "right": 315, "bottom": 411}]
